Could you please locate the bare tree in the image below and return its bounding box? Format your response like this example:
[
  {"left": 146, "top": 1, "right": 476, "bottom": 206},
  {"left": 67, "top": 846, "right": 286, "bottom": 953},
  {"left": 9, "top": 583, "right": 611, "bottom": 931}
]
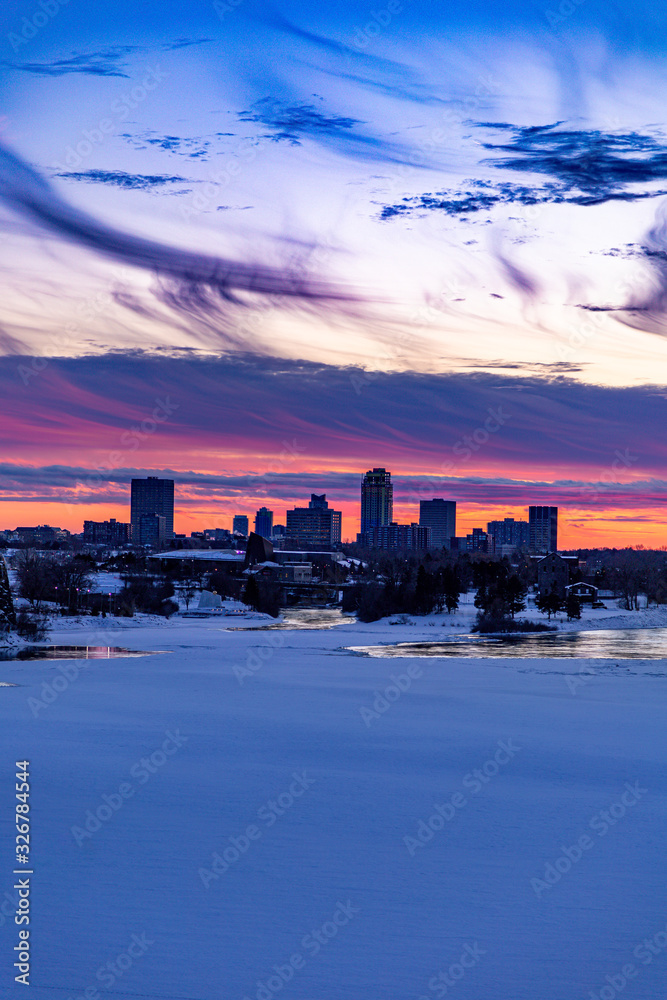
[{"left": 13, "top": 550, "right": 54, "bottom": 611}]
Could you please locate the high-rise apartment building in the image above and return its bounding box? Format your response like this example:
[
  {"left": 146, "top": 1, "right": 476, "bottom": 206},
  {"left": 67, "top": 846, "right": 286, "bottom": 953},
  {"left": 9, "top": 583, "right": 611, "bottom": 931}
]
[
  {"left": 136, "top": 513, "right": 166, "bottom": 547},
  {"left": 83, "top": 518, "right": 130, "bottom": 547},
  {"left": 130, "top": 477, "right": 174, "bottom": 540},
  {"left": 254, "top": 507, "right": 273, "bottom": 539},
  {"left": 366, "top": 523, "right": 431, "bottom": 550},
  {"left": 286, "top": 494, "right": 342, "bottom": 549},
  {"left": 360, "top": 468, "right": 393, "bottom": 536},
  {"left": 419, "top": 499, "right": 456, "bottom": 549},
  {"left": 487, "top": 518, "right": 530, "bottom": 552},
  {"left": 466, "top": 528, "right": 489, "bottom": 553},
  {"left": 232, "top": 515, "right": 249, "bottom": 536},
  {"left": 528, "top": 506, "right": 558, "bottom": 553}
]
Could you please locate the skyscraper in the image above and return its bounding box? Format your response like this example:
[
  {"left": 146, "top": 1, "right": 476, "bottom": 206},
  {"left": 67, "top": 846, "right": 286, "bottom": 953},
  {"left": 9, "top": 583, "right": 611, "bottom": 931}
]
[
  {"left": 233, "top": 515, "right": 249, "bottom": 536},
  {"left": 360, "top": 468, "right": 393, "bottom": 536},
  {"left": 419, "top": 499, "right": 456, "bottom": 549},
  {"left": 286, "top": 494, "right": 342, "bottom": 549},
  {"left": 254, "top": 507, "right": 273, "bottom": 539},
  {"left": 130, "top": 477, "right": 174, "bottom": 540},
  {"left": 529, "top": 506, "right": 558, "bottom": 552}
]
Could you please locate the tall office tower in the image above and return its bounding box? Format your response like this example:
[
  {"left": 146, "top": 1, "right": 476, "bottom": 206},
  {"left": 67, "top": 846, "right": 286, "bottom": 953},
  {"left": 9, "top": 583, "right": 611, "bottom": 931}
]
[
  {"left": 286, "top": 494, "right": 342, "bottom": 549},
  {"left": 486, "top": 517, "right": 530, "bottom": 551},
  {"left": 419, "top": 498, "right": 456, "bottom": 549},
  {"left": 254, "top": 507, "right": 274, "bottom": 539},
  {"left": 360, "top": 468, "right": 393, "bottom": 536},
  {"left": 130, "top": 477, "right": 174, "bottom": 540},
  {"left": 233, "top": 515, "right": 249, "bottom": 536},
  {"left": 528, "top": 506, "right": 558, "bottom": 553}
]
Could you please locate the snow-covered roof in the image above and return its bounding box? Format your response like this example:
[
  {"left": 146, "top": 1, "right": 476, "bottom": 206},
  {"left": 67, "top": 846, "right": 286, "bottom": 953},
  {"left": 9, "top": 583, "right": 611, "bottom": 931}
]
[{"left": 148, "top": 550, "right": 245, "bottom": 562}]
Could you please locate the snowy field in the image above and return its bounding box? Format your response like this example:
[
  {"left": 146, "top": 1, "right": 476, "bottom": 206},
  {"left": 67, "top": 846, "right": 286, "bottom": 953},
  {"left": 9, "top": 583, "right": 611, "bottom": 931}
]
[{"left": 1, "top": 610, "right": 667, "bottom": 999}]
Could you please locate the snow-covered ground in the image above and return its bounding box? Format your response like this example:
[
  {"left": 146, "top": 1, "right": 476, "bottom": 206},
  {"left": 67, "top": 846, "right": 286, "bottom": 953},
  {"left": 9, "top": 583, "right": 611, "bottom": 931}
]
[
  {"left": 1, "top": 611, "right": 666, "bottom": 998},
  {"left": 349, "top": 595, "right": 667, "bottom": 641}
]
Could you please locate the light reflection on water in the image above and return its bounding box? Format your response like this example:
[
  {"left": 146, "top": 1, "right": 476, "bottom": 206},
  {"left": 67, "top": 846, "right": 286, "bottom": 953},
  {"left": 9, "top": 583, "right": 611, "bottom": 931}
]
[
  {"left": 0, "top": 645, "right": 157, "bottom": 661},
  {"left": 230, "top": 608, "right": 355, "bottom": 631},
  {"left": 347, "top": 628, "right": 667, "bottom": 659}
]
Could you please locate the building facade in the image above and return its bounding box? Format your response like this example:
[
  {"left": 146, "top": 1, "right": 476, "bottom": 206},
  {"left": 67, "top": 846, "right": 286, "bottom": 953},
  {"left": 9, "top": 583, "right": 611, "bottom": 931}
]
[
  {"left": 136, "top": 513, "right": 166, "bottom": 547},
  {"left": 419, "top": 499, "right": 456, "bottom": 549},
  {"left": 232, "top": 515, "right": 249, "bottom": 536},
  {"left": 83, "top": 518, "right": 130, "bottom": 546},
  {"left": 537, "top": 552, "right": 573, "bottom": 597},
  {"left": 360, "top": 468, "right": 393, "bottom": 537},
  {"left": 131, "top": 477, "right": 174, "bottom": 541},
  {"left": 466, "top": 528, "right": 490, "bottom": 553},
  {"left": 254, "top": 507, "right": 273, "bottom": 539},
  {"left": 487, "top": 518, "right": 530, "bottom": 552},
  {"left": 529, "top": 506, "right": 558, "bottom": 553},
  {"left": 365, "top": 522, "right": 431, "bottom": 550},
  {"left": 285, "top": 494, "right": 342, "bottom": 550}
]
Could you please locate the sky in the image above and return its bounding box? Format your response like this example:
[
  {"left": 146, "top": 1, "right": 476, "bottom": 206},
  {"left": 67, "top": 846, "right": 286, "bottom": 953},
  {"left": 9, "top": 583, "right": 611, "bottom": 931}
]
[{"left": 0, "top": 0, "right": 666, "bottom": 544}]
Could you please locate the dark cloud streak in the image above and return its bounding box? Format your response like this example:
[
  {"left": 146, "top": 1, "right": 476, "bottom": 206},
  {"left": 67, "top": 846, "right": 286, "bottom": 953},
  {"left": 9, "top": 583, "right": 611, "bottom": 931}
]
[{"left": 0, "top": 142, "right": 352, "bottom": 347}]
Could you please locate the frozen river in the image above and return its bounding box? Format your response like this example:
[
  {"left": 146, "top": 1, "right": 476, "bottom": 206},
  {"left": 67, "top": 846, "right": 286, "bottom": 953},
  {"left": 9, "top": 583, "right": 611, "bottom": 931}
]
[
  {"left": 349, "top": 625, "right": 667, "bottom": 659},
  {"left": 1, "top": 613, "right": 666, "bottom": 999}
]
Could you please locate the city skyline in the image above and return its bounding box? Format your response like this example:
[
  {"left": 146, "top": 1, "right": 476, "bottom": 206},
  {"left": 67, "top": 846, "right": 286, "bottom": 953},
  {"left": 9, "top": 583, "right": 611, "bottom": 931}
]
[{"left": 1, "top": 473, "right": 570, "bottom": 553}]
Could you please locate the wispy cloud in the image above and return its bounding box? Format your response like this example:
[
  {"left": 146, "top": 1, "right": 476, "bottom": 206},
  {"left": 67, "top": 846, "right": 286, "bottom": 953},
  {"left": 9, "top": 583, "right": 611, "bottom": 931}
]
[
  {"left": 53, "top": 169, "right": 191, "bottom": 190},
  {"left": 121, "top": 131, "right": 213, "bottom": 160},
  {"left": 238, "top": 97, "right": 362, "bottom": 146},
  {"left": 3, "top": 38, "right": 212, "bottom": 77},
  {"left": 3, "top": 46, "right": 138, "bottom": 77},
  {"left": 0, "top": 142, "right": 352, "bottom": 349},
  {"left": 1, "top": 352, "right": 664, "bottom": 488},
  {"left": 381, "top": 122, "right": 667, "bottom": 219},
  {"left": 237, "top": 97, "right": 421, "bottom": 164}
]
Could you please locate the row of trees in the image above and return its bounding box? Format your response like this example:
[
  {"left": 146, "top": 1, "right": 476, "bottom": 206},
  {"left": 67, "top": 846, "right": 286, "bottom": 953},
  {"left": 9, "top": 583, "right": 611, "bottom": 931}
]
[
  {"left": 12, "top": 551, "right": 180, "bottom": 618},
  {"left": 13, "top": 551, "right": 95, "bottom": 611},
  {"left": 345, "top": 565, "right": 464, "bottom": 622}
]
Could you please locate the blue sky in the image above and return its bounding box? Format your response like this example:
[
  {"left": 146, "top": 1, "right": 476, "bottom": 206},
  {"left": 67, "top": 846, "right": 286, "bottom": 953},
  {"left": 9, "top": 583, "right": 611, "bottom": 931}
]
[{"left": 1, "top": 0, "right": 667, "bottom": 541}]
